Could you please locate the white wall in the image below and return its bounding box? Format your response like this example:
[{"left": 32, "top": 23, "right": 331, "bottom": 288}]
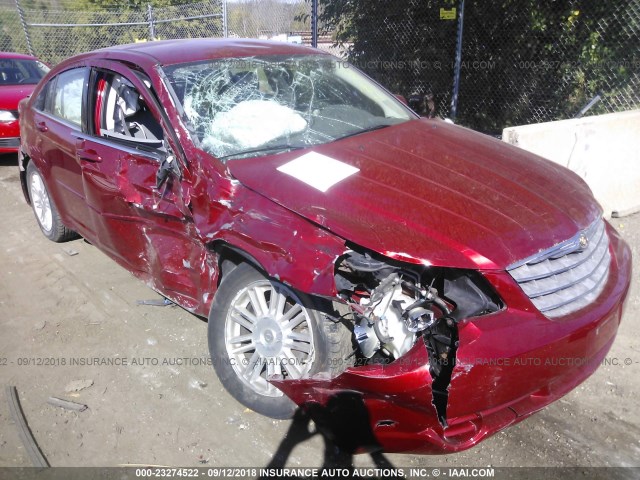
[{"left": 502, "top": 110, "right": 640, "bottom": 218}]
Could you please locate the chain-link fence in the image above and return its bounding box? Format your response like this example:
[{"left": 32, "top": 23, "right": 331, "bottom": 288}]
[
  {"left": 0, "top": 0, "right": 316, "bottom": 66},
  {"left": 1, "top": 0, "right": 228, "bottom": 66},
  {"left": 2, "top": 0, "right": 639, "bottom": 133},
  {"left": 226, "top": 0, "right": 306, "bottom": 38},
  {"left": 0, "top": 2, "right": 29, "bottom": 55},
  {"left": 322, "top": 0, "right": 640, "bottom": 133},
  {"left": 320, "top": 2, "right": 458, "bottom": 124},
  {"left": 457, "top": 1, "right": 640, "bottom": 133}
]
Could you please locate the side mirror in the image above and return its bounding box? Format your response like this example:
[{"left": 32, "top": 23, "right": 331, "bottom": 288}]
[{"left": 156, "top": 154, "right": 180, "bottom": 189}]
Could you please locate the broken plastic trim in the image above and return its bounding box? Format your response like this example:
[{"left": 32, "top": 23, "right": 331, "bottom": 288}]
[{"left": 423, "top": 317, "right": 459, "bottom": 427}]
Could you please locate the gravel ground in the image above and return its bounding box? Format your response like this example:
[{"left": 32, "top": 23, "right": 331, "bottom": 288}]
[{"left": 0, "top": 152, "right": 638, "bottom": 473}]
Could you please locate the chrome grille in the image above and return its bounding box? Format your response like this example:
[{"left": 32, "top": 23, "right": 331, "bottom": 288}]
[{"left": 507, "top": 218, "right": 611, "bottom": 318}]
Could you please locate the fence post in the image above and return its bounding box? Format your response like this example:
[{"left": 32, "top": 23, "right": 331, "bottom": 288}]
[
  {"left": 15, "top": 0, "right": 34, "bottom": 56},
  {"left": 450, "top": 0, "right": 465, "bottom": 121},
  {"left": 222, "top": 0, "right": 228, "bottom": 37},
  {"left": 311, "top": 0, "right": 318, "bottom": 48},
  {"left": 147, "top": 4, "right": 156, "bottom": 41}
]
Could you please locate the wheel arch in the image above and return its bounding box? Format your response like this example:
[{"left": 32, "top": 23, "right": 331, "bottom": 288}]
[
  {"left": 204, "top": 226, "right": 344, "bottom": 301},
  {"left": 208, "top": 240, "right": 267, "bottom": 286}
]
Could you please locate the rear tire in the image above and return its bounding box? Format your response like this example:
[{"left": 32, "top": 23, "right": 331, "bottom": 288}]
[
  {"left": 27, "top": 161, "right": 77, "bottom": 242},
  {"left": 208, "top": 263, "right": 353, "bottom": 419}
]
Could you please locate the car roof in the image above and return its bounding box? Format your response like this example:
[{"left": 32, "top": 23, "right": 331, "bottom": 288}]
[
  {"left": 0, "top": 52, "right": 40, "bottom": 61},
  {"left": 90, "top": 38, "right": 326, "bottom": 67}
]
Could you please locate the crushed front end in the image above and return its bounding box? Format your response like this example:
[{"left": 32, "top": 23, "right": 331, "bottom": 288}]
[{"left": 274, "top": 220, "right": 632, "bottom": 454}]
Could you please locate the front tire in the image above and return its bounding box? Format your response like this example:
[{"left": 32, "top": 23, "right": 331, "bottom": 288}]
[
  {"left": 26, "top": 161, "right": 77, "bottom": 242},
  {"left": 208, "top": 263, "right": 353, "bottom": 419}
]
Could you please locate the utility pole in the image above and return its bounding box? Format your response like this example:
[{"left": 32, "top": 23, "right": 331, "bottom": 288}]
[
  {"left": 222, "top": 0, "right": 228, "bottom": 38},
  {"left": 311, "top": 0, "right": 318, "bottom": 48},
  {"left": 147, "top": 4, "right": 156, "bottom": 41},
  {"left": 450, "top": 0, "right": 465, "bottom": 121},
  {"left": 15, "top": 0, "right": 34, "bottom": 56}
]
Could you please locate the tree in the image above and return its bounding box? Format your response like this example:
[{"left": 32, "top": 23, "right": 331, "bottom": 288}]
[
  {"left": 321, "top": 0, "right": 457, "bottom": 100},
  {"left": 319, "top": 0, "right": 640, "bottom": 132}
]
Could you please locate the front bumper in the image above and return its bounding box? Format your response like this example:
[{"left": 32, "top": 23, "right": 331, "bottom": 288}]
[{"left": 275, "top": 223, "right": 632, "bottom": 454}]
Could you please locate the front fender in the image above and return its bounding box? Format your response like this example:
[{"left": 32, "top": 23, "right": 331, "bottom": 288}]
[{"left": 191, "top": 166, "right": 347, "bottom": 299}]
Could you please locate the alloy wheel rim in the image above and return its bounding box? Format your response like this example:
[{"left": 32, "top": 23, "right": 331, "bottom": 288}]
[
  {"left": 30, "top": 172, "right": 53, "bottom": 233},
  {"left": 224, "top": 280, "right": 315, "bottom": 397}
]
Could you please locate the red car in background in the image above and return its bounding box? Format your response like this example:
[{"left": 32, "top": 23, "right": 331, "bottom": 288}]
[
  {"left": 0, "top": 52, "right": 49, "bottom": 154},
  {"left": 17, "top": 39, "right": 631, "bottom": 454}
]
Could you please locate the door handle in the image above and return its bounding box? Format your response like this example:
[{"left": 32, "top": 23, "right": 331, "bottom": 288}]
[
  {"left": 36, "top": 121, "right": 48, "bottom": 132},
  {"left": 77, "top": 148, "right": 102, "bottom": 163}
]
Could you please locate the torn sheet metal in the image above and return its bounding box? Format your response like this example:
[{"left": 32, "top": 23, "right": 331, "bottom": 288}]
[
  {"left": 188, "top": 164, "right": 346, "bottom": 310},
  {"left": 271, "top": 340, "right": 451, "bottom": 454}
]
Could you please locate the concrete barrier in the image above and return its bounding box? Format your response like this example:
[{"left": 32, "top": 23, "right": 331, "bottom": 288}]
[{"left": 502, "top": 110, "right": 640, "bottom": 218}]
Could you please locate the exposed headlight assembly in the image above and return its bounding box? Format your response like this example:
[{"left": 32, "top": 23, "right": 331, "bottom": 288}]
[
  {"left": 334, "top": 247, "right": 504, "bottom": 426},
  {"left": 335, "top": 248, "right": 503, "bottom": 361}
]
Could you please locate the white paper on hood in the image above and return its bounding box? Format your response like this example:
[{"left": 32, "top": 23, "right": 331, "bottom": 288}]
[{"left": 277, "top": 152, "right": 360, "bottom": 192}]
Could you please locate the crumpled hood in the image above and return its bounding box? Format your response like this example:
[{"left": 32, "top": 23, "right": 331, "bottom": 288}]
[
  {"left": 0, "top": 84, "right": 35, "bottom": 110},
  {"left": 227, "top": 118, "right": 601, "bottom": 270}
]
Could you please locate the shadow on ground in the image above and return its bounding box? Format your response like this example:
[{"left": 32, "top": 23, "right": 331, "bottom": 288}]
[
  {"left": 0, "top": 153, "right": 18, "bottom": 167},
  {"left": 262, "top": 392, "right": 402, "bottom": 480}
]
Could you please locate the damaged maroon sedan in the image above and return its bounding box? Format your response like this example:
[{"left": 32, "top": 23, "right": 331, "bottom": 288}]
[{"left": 19, "top": 39, "right": 631, "bottom": 454}]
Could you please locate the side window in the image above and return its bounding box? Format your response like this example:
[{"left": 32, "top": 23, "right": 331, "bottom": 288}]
[
  {"left": 33, "top": 81, "right": 50, "bottom": 111},
  {"left": 95, "top": 71, "right": 164, "bottom": 147},
  {"left": 51, "top": 68, "right": 87, "bottom": 125}
]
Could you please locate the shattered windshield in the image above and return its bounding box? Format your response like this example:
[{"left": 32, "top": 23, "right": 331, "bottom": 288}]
[{"left": 163, "top": 54, "right": 415, "bottom": 160}]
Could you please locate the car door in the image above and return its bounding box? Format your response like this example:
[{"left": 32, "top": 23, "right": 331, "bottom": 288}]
[
  {"left": 31, "top": 66, "right": 96, "bottom": 237},
  {"left": 79, "top": 62, "right": 203, "bottom": 307}
]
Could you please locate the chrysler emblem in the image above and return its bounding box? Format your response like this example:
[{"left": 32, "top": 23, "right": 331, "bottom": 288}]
[{"left": 578, "top": 234, "right": 589, "bottom": 250}]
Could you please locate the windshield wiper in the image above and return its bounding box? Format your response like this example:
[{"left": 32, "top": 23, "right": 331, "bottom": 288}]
[
  {"left": 220, "top": 144, "right": 306, "bottom": 161},
  {"left": 335, "top": 124, "right": 392, "bottom": 141}
]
